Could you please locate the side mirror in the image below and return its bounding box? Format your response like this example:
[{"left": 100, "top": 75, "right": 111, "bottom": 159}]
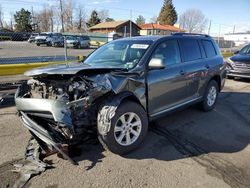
[
  {"left": 148, "top": 58, "right": 165, "bottom": 70},
  {"left": 234, "top": 50, "right": 239, "bottom": 54}
]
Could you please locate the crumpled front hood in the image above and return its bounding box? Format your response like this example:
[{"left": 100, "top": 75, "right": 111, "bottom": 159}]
[{"left": 24, "top": 62, "right": 125, "bottom": 77}]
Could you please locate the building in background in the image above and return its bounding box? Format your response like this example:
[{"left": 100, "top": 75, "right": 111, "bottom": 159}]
[
  {"left": 224, "top": 33, "right": 250, "bottom": 46},
  {"left": 89, "top": 20, "right": 141, "bottom": 37},
  {"left": 139, "top": 23, "right": 184, "bottom": 36}
]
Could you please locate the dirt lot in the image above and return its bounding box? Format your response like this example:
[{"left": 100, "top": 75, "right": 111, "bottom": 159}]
[
  {"left": 0, "top": 79, "right": 250, "bottom": 188},
  {"left": 0, "top": 41, "right": 95, "bottom": 58}
]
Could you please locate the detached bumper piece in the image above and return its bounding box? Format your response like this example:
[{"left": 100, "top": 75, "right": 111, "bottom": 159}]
[
  {"left": 20, "top": 111, "right": 77, "bottom": 165},
  {"left": 13, "top": 137, "right": 52, "bottom": 188}
]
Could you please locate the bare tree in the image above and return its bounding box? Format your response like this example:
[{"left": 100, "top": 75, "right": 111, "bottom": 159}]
[
  {"left": 98, "top": 9, "right": 109, "bottom": 22},
  {"left": 63, "top": 0, "right": 74, "bottom": 31},
  {"left": 150, "top": 15, "right": 158, "bottom": 23},
  {"left": 179, "top": 9, "right": 208, "bottom": 33},
  {"left": 35, "top": 5, "right": 55, "bottom": 32},
  {"left": 75, "top": 4, "right": 87, "bottom": 32},
  {"left": 0, "top": 5, "right": 4, "bottom": 28}
]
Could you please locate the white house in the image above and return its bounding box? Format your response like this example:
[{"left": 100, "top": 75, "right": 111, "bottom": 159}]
[{"left": 224, "top": 33, "right": 250, "bottom": 46}]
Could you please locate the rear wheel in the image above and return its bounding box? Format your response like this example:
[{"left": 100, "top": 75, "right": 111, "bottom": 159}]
[
  {"left": 200, "top": 80, "right": 219, "bottom": 111},
  {"left": 98, "top": 101, "right": 148, "bottom": 155}
]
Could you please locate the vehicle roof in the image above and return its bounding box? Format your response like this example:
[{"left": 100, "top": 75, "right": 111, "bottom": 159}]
[{"left": 119, "top": 34, "right": 212, "bottom": 42}]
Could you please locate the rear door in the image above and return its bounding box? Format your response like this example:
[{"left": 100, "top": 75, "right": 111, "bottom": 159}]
[
  {"left": 147, "top": 39, "right": 188, "bottom": 117},
  {"left": 178, "top": 38, "right": 205, "bottom": 99}
]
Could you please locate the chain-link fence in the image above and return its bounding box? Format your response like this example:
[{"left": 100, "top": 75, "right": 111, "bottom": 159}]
[{"left": 0, "top": 32, "right": 104, "bottom": 76}]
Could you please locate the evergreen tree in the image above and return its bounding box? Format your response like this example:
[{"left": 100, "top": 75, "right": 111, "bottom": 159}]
[
  {"left": 87, "top": 10, "right": 101, "bottom": 27},
  {"left": 157, "top": 0, "right": 177, "bottom": 25},
  {"left": 105, "top": 17, "right": 115, "bottom": 22},
  {"left": 135, "top": 15, "right": 146, "bottom": 25},
  {"left": 14, "top": 8, "right": 32, "bottom": 32}
]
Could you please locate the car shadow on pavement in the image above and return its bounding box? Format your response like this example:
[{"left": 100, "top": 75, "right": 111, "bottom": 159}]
[
  {"left": 124, "top": 91, "right": 250, "bottom": 162},
  {"left": 67, "top": 91, "right": 250, "bottom": 173},
  {"left": 70, "top": 142, "right": 105, "bottom": 170}
]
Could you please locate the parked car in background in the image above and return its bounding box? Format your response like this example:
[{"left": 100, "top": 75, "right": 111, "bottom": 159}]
[
  {"left": 28, "top": 33, "right": 39, "bottom": 43},
  {"left": 15, "top": 33, "right": 226, "bottom": 159},
  {"left": 226, "top": 44, "right": 250, "bottom": 79},
  {"left": 66, "top": 35, "right": 90, "bottom": 48},
  {"left": 51, "top": 36, "right": 65, "bottom": 47},
  {"left": 35, "top": 32, "right": 62, "bottom": 46},
  {"left": 77, "top": 36, "right": 90, "bottom": 48}
]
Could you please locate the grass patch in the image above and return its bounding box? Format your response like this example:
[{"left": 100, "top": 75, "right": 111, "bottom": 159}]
[{"left": 222, "top": 52, "right": 234, "bottom": 58}]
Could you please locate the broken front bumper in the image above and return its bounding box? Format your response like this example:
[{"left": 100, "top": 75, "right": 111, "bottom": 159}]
[{"left": 15, "top": 86, "right": 77, "bottom": 164}]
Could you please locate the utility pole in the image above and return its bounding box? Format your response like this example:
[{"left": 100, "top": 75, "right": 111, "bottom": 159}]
[
  {"left": 59, "top": 0, "right": 64, "bottom": 32},
  {"left": 217, "top": 24, "right": 221, "bottom": 47},
  {"left": 208, "top": 20, "right": 211, "bottom": 35},
  {"left": 31, "top": 6, "right": 34, "bottom": 31},
  {"left": 129, "top": 9, "right": 132, "bottom": 37},
  {"left": 230, "top": 25, "right": 235, "bottom": 53}
]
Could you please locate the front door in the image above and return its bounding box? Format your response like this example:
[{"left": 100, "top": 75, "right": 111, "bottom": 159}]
[{"left": 147, "top": 39, "right": 188, "bottom": 117}]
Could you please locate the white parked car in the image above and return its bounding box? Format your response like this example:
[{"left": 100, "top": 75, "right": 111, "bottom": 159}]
[
  {"left": 66, "top": 35, "right": 90, "bottom": 48},
  {"left": 35, "top": 32, "right": 62, "bottom": 46}
]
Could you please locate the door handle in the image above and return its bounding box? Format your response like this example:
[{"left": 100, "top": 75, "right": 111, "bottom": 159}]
[
  {"left": 205, "top": 64, "right": 210, "bottom": 69},
  {"left": 180, "top": 70, "right": 186, "bottom": 75}
]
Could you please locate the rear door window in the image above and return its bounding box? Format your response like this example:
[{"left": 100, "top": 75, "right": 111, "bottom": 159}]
[
  {"left": 202, "top": 40, "right": 217, "bottom": 58},
  {"left": 151, "top": 40, "right": 181, "bottom": 66},
  {"left": 179, "top": 38, "right": 202, "bottom": 62}
]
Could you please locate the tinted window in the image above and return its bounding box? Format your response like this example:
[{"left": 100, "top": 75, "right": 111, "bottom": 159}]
[
  {"left": 151, "top": 40, "right": 181, "bottom": 66},
  {"left": 179, "top": 38, "right": 202, "bottom": 62},
  {"left": 240, "top": 45, "right": 250, "bottom": 54},
  {"left": 202, "top": 40, "right": 217, "bottom": 57}
]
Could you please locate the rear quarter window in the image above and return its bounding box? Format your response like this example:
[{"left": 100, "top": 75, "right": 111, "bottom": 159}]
[
  {"left": 179, "top": 38, "right": 202, "bottom": 62},
  {"left": 202, "top": 40, "right": 217, "bottom": 58}
]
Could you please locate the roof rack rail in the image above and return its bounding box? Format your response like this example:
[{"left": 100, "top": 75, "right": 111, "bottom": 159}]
[{"left": 171, "top": 32, "right": 210, "bottom": 37}]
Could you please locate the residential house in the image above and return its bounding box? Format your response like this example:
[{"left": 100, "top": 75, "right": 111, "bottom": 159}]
[
  {"left": 140, "top": 23, "right": 184, "bottom": 36},
  {"left": 89, "top": 20, "right": 141, "bottom": 37}
]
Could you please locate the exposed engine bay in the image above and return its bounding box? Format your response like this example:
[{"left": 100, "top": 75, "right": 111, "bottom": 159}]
[{"left": 17, "top": 74, "right": 113, "bottom": 146}]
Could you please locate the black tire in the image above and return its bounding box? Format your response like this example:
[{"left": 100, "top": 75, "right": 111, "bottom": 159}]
[
  {"left": 98, "top": 101, "right": 148, "bottom": 155},
  {"left": 200, "top": 80, "right": 219, "bottom": 112},
  {"left": 227, "top": 75, "right": 234, "bottom": 79}
]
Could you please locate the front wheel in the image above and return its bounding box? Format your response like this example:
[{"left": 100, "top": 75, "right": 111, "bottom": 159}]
[
  {"left": 98, "top": 101, "right": 148, "bottom": 155},
  {"left": 200, "top": 80, "right": 219, "bottom": 111}
]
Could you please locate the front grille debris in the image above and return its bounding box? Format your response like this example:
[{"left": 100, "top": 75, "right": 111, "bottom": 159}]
[{"left": 12, "top": 137, "right": 53, "bottom": 188}]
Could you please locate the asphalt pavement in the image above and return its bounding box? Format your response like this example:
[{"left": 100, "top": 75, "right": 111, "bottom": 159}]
[
  {"left": 0, "top": 79, "right": 250, "bottom": 188},
  {"left": 0, "top": 41, "right": 95, "bottom": 58}
]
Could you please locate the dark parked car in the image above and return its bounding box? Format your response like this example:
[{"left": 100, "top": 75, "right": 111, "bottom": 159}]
[
  {"left": 15, "top": 33, "right": 226, "bottom": 163},
  {"left": 51, "top": 36, "right": 65, "bottom": 47},
  {"left": 226, "top": 44, "right": 250, "bottom": 78}
]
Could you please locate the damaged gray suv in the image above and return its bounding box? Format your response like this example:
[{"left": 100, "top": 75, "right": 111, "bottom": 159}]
[{"left": 15, "top": 33, "right": 226, "bottom": 162}]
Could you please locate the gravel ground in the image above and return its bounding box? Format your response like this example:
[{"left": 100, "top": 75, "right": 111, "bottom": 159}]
[
  {"left": 0, "top": 41, "right": 95, "bottom": 58},
  {"left": 0, "top": 79, "right": 250, "bottom": 188}
]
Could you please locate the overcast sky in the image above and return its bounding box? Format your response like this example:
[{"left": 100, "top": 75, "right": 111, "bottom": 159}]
[{"left": 0, "top": 0, "right": 249, "bottom": 34}]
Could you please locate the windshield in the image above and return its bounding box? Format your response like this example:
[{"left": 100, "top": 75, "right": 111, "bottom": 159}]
[
  {"left": 84, "top": 40, "right": 151, "bottom": 69},
  {"left": 239, "top": 45, "right": 250, "bottom": 55}
]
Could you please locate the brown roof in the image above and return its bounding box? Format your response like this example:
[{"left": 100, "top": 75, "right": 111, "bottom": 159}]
[
  {"left": 89, "top": 20, "right": 132, "bottom": 30},
  {"left": 140, "top": 23, "right": 185, "bottom": 32}
]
